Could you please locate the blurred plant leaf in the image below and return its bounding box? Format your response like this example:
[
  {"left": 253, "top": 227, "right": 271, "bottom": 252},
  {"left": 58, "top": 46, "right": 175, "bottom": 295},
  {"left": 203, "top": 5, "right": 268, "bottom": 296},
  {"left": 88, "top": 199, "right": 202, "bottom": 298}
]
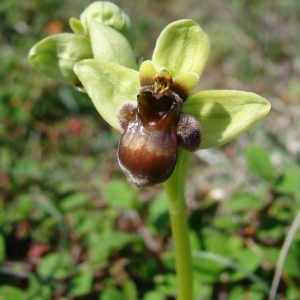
[
  {"left": 123, "top": 280, "right": 138, "bottom": 300},
  {"left": 59, "top": 193, "right": 90, "bottom": 212},
  {"left": 184, "top": 90, "right": 271, "bottom": 149},
  {"left": 69, "top": 268, "right": 93, "bottom": 296},
  {"left": 0, "top": 286, "right": 24, "bottom": 300},
  {"left": 228, "top": 285, "right": 265, "bottom": 300},
  {"left": 143, "top": 291, "right": 165, "bottom": 300},
  {"left": 88, "top": 232, "right": 140, "bottom": 262},
  {"left": 155, "top": 273, "right": 177, "bottom": 296},
  {"left": 104, "top": 180, "right": 135, "bottom": 209},
  {"left": 0, "top": 234, "right": 5, "bottom": 263},
  {"left": 264, "top": 245, "right": 300, "bottom": 278},
  {"left": 276, "top": 166, "right": 300, "bottom": 195},
  {"left": 148, "top": 192, "right": 169, "bottom": 233},
  {"left": 246, "top": 145, "right": 276, "bottom": 181},
  {"left": 231, "top": 248, "right": 261, "bottom": 281},
  {"left": 29, "top": 33, "right": 93, "bottom": 84},
  {"left": 192, "top": 251, "right": 269, "bottom": 295},
  {"left": 37, "top": 252, "right": 74, "bottom": 279},
  {"left": 225, "top": 193, "right": 264, "bottom": 212},
  {"left": 101, "top": 286, "right": 124, "bottom": 300},
  {"left": 73, "top": 211, "right": 98, "bottom": 235}
]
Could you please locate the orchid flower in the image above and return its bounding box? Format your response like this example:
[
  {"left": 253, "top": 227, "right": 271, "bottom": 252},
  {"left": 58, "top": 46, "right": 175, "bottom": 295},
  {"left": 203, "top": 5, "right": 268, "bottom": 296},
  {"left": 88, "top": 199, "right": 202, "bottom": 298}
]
[{"left": 74, "top": 19, "right": 270, "bottom": 186}]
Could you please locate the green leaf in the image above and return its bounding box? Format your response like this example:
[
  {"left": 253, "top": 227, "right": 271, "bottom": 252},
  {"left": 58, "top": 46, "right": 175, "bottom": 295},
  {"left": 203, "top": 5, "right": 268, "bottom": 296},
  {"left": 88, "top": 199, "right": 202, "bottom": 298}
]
[
  {"left": 0, "top": 234, "right": 5, "bottom": 263},
  {"left": 246, "top": 145, "right": 275, "bottom": 181},
  {"left": 143, "top": 291, "right": 165, "bottom": 300},
  {"left": 27, "top": 274, "right": 52, "bottom": 299},
  {"left": 0, "top": 286, "right": 24, "bottom": 300},
  {"left": 228, "top": 286, "right": 265, "bottom": 300},
  {"left": 103, "top": 180, "right": 135, "bottom": 209},
  {"left": 123, "top": 280, "right": 138, "bottom": 300},
  {"left": 101, "top": 286, "right": 123, "bottom": 300},
  {"left": 263, "top": 245, "right": 300, "bottom": 277},
  {"left": 184, "top": 90, "right": 271, "bottom": 149},
  {"left": 152, "top": 19, "right": 210, "bottom": 78},
  {"left": 89, "top": 232, "right": 140, "bottom": 262},
  {"left": 80, "top": 1, "right": 136, "bottom": 47},
  {"left": 276, "top": 166, "right": 300, "bottom": 194},
  {"left": 74, "top": 60, "right": 139, "bottom": 130},
  {"left": 231, "top": 248, "right": 261, "bottom": 281},
  {"left": 89, "top": 21, "right": 137, "bottom": 69},
  {"left": 29, "top": 33, "right": 93, "bottom": 84},
  {"left": 225, "top": 193, "right": 265, "bottom": 212},
  {"left": 37, "top": 252, "right": 74, "bottom": 279},
  {"left": 148, "top": 192, "right": 169, "bottom": 233},
  {"left": 59, "top": 193, "right": 90, "bottom": 212},
  {"left": 69, "top": 17, "right": 85, "bottom": 35},
  {"left": 70, "top": 268, "right": 93, "bottom": 296}
]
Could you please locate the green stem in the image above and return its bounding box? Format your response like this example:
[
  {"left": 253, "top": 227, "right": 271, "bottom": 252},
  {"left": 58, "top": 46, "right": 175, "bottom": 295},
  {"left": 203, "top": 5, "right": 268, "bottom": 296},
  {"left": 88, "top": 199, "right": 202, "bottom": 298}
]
[{"left": 164, "top": 149, "right": 193, "bottom": 300}]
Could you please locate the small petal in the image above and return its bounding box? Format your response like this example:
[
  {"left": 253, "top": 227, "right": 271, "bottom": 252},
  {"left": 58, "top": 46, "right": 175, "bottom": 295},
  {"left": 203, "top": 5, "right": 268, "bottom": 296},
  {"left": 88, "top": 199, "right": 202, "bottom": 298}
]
[
  {"left": 139, "top": 60, "right": 156, "bottom": 87},
  {"left": 29, "top": 33, "right": 93, "bottom": 85},
  {"left": 152, "top": 19, "right": 210, "bottom": 78},
  {"left": 183, "top": 90, "right": 271, "bottom": 149},
  {"left": 172, "top": 72, "right": 199, "bottom": 101},
  {"left": 89, "top": 21, "right": 137, "bottom": 69},
  {"left": 74, "top": 59, "right": 139, "bottom": 130},
  {"left": 174, "top": 72, "right": 199, "bottom": 93}
]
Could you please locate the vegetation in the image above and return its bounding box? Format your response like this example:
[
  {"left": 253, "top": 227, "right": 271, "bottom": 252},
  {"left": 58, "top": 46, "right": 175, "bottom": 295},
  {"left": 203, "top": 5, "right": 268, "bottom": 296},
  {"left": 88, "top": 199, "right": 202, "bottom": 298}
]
[{"left": 1, "top": 1, "right": 300, "bottom": 299}]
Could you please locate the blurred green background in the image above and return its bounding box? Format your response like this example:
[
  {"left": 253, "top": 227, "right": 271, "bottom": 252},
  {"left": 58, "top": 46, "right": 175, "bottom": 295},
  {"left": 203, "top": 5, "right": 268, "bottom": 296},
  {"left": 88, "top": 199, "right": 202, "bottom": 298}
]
[{"left": 1, "top": 0, "right": 300, "bottom": 299}]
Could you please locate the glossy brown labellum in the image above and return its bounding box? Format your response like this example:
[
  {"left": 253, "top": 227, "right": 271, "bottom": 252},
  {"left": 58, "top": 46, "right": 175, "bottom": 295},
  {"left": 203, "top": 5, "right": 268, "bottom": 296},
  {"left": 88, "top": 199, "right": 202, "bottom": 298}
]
[{"left": 117, "top": 71, "right": 201, "bottom": 187}]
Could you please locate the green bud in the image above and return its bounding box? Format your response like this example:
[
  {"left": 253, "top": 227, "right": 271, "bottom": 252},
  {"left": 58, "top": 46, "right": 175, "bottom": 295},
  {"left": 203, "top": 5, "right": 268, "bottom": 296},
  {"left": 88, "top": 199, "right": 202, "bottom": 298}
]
[
  {"left": 29, "top": 33, "right": 93, "bottom": 85},
  {"left": 80, "top": 1, "right": 136, "bottom": 47}
]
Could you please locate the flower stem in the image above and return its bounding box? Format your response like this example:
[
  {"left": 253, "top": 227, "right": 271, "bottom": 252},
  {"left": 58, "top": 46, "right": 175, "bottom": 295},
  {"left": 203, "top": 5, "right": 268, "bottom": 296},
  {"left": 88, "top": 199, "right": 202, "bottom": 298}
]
[{"left": 164, "top": 149, "right": 193, "bottom": 300}]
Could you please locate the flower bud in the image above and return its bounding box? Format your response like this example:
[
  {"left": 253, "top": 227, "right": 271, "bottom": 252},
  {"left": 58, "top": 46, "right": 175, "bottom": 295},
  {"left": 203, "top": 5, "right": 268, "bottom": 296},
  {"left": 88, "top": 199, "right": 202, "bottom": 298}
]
[
  {"left": 80, "top": 1, "right": 136, "bottom": 47},
  {"left": 29, "top": 33, "right": 93, "bottom": 85}
]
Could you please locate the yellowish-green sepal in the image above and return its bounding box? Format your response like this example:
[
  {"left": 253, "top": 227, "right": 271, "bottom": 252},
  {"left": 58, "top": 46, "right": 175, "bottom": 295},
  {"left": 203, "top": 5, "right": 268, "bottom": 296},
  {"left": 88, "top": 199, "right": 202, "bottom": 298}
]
[
  {"left": 74, "top": 59, "right": 139, "bottom": 130},
  {"left": 89, "top": 21, "right": 137, "bottom": 69},
  {"left": 183, "top": 90, "right": 271, "bottom": 149}
]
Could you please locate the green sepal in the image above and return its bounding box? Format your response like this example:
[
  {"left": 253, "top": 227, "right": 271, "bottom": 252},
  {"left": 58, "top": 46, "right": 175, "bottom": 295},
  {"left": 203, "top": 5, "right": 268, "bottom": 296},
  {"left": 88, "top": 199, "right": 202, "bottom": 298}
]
[
  {"left": 29, "top": 33, "right": 93, "bottom": 85},
  {"left": 89, "top": 21, "right": 137, "bottom": 70},
  {"left": 183, "top": 90, "right": 271, "bottom": 149},
  {"left": 152, "top": 19, "right": 210, "bottom": 78},
  {"left": 74, "top": 59, "right": 139, "bottom": 130},
  {"left": 69, "top": 17, "right": 85, "bottom": 35},
  {"left": 80, "top": 1, "right": 136, "bottom": 47}
]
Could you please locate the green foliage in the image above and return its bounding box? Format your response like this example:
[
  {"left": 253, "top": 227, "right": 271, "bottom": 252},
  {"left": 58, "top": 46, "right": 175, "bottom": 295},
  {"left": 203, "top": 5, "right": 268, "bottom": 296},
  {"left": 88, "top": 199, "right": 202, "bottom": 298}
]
[
  {"left": 104, "top": 180, "right": 136, "bottom": 208},
  {"left": 2, "top": 0, "right": 300, "bottom": 299},
  {"left": 246, "top": 145, "right": 276, "bottom": 182}
]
